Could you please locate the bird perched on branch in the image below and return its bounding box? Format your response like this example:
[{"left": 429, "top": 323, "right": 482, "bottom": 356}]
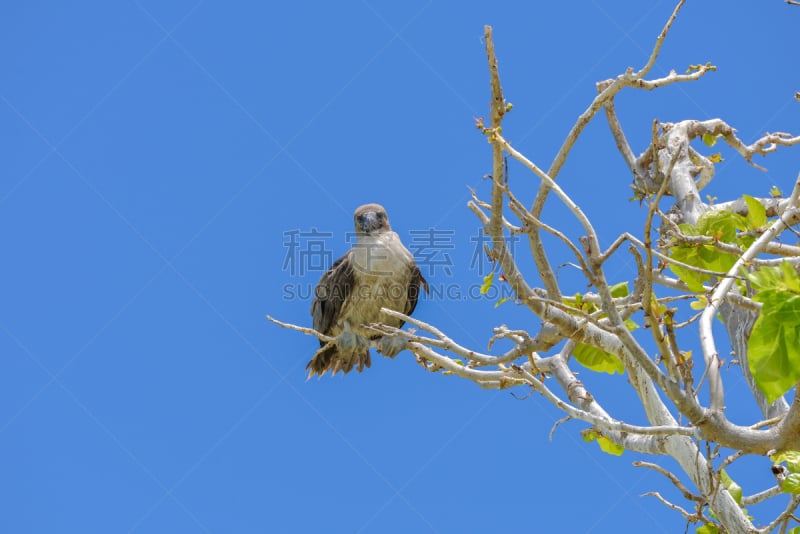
[{"left": 308, "top": 203, "right": 428, "bottom": 378}]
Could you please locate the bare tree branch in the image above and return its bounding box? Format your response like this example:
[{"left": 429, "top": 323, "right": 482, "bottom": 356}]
[
  {"left": 761, "top": 495, "right": 800, "bottom": 534},
  {"left": 741, "top": 485, "right": 782, "bottom": 507},
  {"left": 634, "top": 461, "right": 705, "bottom": 503},
  {"left": 641, "top": 492, "right": 702, "bottom": 523}
]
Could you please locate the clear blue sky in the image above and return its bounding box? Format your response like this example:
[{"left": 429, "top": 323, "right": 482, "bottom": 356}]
[{"left": 2, "top": 2, "right": 799, "bottom": 532}]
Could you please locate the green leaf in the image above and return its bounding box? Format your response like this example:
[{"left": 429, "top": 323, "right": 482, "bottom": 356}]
[
  {"left": 494, "top": 297, "right": 512, "bottom": 308},
  {"left": 772, "top": 451, "right": 800, "bottom": 473},
  {"left": 596, "top": 435, "right": 624, "bottom": 456},
  {"left": 581, "top": 429, "right": 624, "bottom": 456},
  {"left": 770, "top": 185, "right": 783, "bottom": 198},
  {"left": 696, "top": 209, "right": 747, "bottom": 242},
  {"left": 678, "top": 222, "right": 699, "bottom": 236},
  {"left": 609, "top": 281, "right": 629, "bottom": 298},
  {"left": 744, "top": 265, "right": 785, "bottom": 293},
  {"left": 669, "top": 246, "right": 710, "bottom": 292},
  {"left": 743, "top": 194, "right": 767, "bottom": 229},
  {"left": 573, "top": 343, "right": 624, "bottom": 374},
  {"left": 668, "top": 208, "right": 752, "bottom": 291},
  {"left": 480, "top": 272, "right": 494, "bottom": 295},
  {"left": 738, "top": 233, "right": 756, "bottom": 250},
  {"left": 563, "top": 292, "right": 598, "bottom": 313},
  {"left": 748, "top": 302, "right": 800, "bottom": 403},
  {"left": 787, "top": 527, "right": 800, "bottom": 534},
  {"left": 746, "top": 265, "right": 800, "bottom": 403},
  {"left": 783, "top": 473, "right": 800, "bottom": 494},
  {"left": 696, "top": 524, "right": 719, "bottom": 534},
  {"left": 703, "top": 246, "right": 737, "bottom": 274},
  {"left": 720, "top": 469, "right": 742, "bottom": 504},
  {"left": 702, "top": 132, "right": 718, "bottom": 147},
  {"left": 781, "top": 261, "right": 800, "bottom": 293}
]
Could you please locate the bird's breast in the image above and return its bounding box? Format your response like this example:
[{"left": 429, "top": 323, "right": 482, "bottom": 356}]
[
  {"left": 339, "top": 233, "right": 416, "bottom": 336},
  {"left": 350, "top": 232, "right": 414, "bottom": 275}
]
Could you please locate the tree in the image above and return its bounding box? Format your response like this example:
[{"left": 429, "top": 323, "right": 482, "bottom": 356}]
[{"left": 271, "top": 2, "right": 800, "bottom": 531}]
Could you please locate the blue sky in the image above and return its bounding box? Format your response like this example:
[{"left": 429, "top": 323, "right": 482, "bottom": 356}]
[{"left": 2, "top": 2, "right": 799, "bottom": 532}]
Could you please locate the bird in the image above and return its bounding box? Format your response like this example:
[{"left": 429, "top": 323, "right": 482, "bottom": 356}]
[{"left": 308, "top": 203, "right": 428, "bottom": 378}]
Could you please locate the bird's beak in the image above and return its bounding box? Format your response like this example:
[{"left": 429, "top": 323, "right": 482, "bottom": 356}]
[{"left": 357, "top": 211, "right": 380, "bottom": 235}]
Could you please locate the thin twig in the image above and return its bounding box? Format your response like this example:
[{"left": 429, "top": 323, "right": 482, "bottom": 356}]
[
  {"left": 267, "top": 315, "right": 335, "bottom": 343},
  {"left": 634, "top": 461, "right": 705, "bottom": 503},
  {"left": 641, "top": 491, "right": 699, "bottom": 521},
  {"left": 762, "top": 495, "right": 800, "bottom": 534},
  {"left": 751, "top": 415, "right": 785, "bottom": 430},
  {"left": 637, "top": 0, "right": 686, "bottom": 77},
  {"left": 741, "top": 485, "right": 782, "bottom": 506},
  {"left": 549, "top": 415, "right": 572, "bottom": 442}
]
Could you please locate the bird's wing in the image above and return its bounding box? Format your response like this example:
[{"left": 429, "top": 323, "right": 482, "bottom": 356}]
[
  {"left": 311, "top": 252, "right": 354, "bottom": 338},
  {"left": 403, "top": 265, "right": 429, "bottom": 317}
]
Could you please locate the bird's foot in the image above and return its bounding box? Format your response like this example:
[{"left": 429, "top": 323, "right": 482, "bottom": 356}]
[
  {"left": 378, "top": 336, "right": 407, "bottom": 358},
  {"left": 331, "top": 328, "right": 371, "bottom": 375},
  {"left": 337, "top": 328, "right": 370, "bottom": 354}
]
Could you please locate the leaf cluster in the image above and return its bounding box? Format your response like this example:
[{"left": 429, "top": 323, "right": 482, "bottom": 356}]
[
  {"left": 744, "top": 262, "right": 800, "bottom": 403},
  {"left": 564, "top": 282, "right": 636, "bottom": 375},
  {"left": 667, "top": 195, "right": 766, "bottom": 292}
]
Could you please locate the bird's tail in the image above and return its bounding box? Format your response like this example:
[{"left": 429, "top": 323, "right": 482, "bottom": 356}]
[{"left": 306, "top": 344, "right": 371, "bottom": 379}]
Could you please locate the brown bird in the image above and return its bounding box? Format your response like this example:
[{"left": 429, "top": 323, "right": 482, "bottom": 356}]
[{"left": 308, "top": 203, "right": 428, "bottom": 377}]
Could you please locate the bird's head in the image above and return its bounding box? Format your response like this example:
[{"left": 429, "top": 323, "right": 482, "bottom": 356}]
[{"left": 353, "top": 203, "right": 391, "bottom": 237}]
